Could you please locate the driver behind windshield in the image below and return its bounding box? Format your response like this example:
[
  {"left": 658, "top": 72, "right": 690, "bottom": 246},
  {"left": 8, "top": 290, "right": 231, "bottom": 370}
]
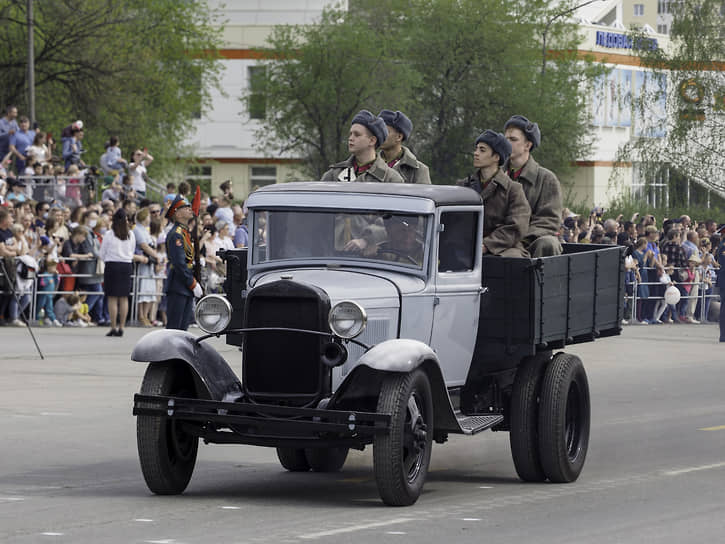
[{"left": 374, "top": 215, "right": 424, "bottom": 266}]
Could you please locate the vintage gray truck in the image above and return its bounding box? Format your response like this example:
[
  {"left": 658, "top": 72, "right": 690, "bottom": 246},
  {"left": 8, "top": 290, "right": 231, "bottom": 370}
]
[{"left": 132, "top": 182, "right": 624, "bottom": 506}]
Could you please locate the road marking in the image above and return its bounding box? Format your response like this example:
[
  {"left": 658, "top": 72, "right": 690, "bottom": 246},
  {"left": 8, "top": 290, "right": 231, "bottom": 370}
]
[
  {"left": 0, "top": 496, "right": 24, "bottom": 502},
  {"left": 462, "top": 518, "right": 481, "bottom": 521},
  {"left": 40, "top": 412, "right": 72, "bottom": 417},
  {"left": 41, "top": 533, "right": 64, "bottom": 536},
  {"left": 664, "top": 461, "right": 725, "bottom": 476},
  {"left": 386, "top": 532, "right": 407, "bottom": 535},
  {"left": 299, "top": 518, "right": 415, "bottom": 539},
  {"left": 478, "top": 486, "right": 493, "bottom": 489},
  {"left": 699, "top": 425, "right": 725, "bottom": 431},
  {"left": 339, "top": 477, "right": 370, "bottom": 483},
  {"left": 134, "top": 518, "right": 154, "bottom": 522},
  {"left": 220, "top": 506, "right": 242, "bottom": 510}
]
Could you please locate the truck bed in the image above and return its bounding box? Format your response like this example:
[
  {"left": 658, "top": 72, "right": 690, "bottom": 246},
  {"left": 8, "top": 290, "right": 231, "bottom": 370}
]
[{"left": 475, "top": 243, "right": 625, "bottom": 364}]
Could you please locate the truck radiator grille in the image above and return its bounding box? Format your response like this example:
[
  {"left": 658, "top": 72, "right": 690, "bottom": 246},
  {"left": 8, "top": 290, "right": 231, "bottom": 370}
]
[{"left": 244, "top": 296, "right": 322, "bottom": 396}]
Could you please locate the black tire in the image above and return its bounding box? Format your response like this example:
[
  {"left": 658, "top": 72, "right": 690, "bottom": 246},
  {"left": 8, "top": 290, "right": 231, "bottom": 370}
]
[
  {"left": 137, "top": 363, "right": 199, "bottom": 495},
  {"left": 305, "top": 447, "right": 349, "bottom": 472},
  {"left": 373, "top": 369, "right": 433, "bottom": 506},
  {"left": 276, "top": 448, "right": 310, "bottom": 472},
  {"left": 538, "top": 353, "right": 590, "bottom": 483},
  {"left": 509, "top": 352, "right": 550, "bottom": 482}
]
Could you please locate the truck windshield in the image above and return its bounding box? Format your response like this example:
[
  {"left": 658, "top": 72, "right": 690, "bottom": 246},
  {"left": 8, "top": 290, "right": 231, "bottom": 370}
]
[{"left": 251, "top": 209, "right": 428, "bottom": 270}]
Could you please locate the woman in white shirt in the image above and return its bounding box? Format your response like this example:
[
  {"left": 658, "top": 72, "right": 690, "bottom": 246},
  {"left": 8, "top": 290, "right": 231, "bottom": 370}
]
[{"left": 100, "top": 208, "right": 147, "bottom": 337}]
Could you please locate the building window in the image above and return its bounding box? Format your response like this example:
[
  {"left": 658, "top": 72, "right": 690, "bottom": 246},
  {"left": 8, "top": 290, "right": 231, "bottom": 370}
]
[
  {"left": 250, "top": 166, "right": 277, "bottom": 189},
  {"left": 634, "top": 3, "right": 644, "bottom": 15},
  {"left": 658, "top": 0, "right": 665, "bottom": 14},
  {"left": 186, "top": 165, "right": 212, "bottom": 195},
  {"left": 657, "top": 24, "right": 668, "bottom": 34},
  {"left": 248, "top": 66, "right": 266, "bottom": 120}
]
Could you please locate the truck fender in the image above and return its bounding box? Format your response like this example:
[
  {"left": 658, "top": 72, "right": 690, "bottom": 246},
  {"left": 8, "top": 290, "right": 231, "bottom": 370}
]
[
  {"left": 131, "top": 329, "right": 242, "bottom": 402},
  {"left": 334, "top": 339, "right": 461, "bottom": 433}
]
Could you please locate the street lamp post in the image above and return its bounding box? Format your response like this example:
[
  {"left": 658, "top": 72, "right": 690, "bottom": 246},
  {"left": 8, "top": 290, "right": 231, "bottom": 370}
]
[
  {"left": 541, "top": 0, "right": 604, "bottom": 76},
  {"left": 27, "top": 0, "right": 35, "bottom": 124}
]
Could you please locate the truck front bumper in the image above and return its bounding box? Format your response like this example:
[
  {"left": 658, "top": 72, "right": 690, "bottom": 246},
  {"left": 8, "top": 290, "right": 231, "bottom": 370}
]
[{"left": 133, "top": 394, "right": 391, "bottom": 449}]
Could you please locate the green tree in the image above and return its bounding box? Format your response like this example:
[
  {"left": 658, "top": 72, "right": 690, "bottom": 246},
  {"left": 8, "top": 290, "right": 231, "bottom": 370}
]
[
  {"left": 621, "top": 0, "right": 725, "bottom": 201},
  {"left": 0, "top": 0, "right": 223, "bottom": 178},
  {"left": 252, "top": 0, "right": 603, "bottom": 184}
]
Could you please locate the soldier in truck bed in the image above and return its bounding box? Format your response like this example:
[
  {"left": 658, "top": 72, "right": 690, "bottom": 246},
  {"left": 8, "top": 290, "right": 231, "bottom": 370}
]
[
  {"left": 457, "top": 130, "right": 530, "bottom": 258},
  {"left": 503, "top": 115, "right": 563, "bottom": 257}
]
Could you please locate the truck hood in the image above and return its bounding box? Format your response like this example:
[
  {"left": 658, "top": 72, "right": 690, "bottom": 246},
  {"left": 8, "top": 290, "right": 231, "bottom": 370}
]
[{"left": 252, "top": 268, "right": 413, "bottom": 309}]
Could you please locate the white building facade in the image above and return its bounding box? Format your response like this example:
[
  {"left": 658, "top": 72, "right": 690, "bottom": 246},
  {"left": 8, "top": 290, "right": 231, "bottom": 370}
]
[{"left": 185, "top": 1, "right": 344, "bottom": 199}]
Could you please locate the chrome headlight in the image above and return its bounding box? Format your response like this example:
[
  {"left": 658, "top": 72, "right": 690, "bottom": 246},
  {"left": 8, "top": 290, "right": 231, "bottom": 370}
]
[
  {"left": 194, "top": 295, "right": 233, "bottom": 334},
  {"left": 328, "top": 300, "right": 367, "bottom": 339}
]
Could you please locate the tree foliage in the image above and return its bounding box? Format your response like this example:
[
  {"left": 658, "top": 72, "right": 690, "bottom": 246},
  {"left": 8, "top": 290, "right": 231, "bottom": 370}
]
[
  {"left": 622, "top": 0, "right": 725, "bottom": 197},
  {"left": 251, "top": 0, "right": 604, "bottom": 184},
  {"left": 0, "top": 0, "right": 223, "bottom": 173}
]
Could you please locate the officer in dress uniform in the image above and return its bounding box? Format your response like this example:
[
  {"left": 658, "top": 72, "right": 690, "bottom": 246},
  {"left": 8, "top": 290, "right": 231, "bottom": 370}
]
[{"left": 165, "top": 195, "right": 202, "bottom": 330}]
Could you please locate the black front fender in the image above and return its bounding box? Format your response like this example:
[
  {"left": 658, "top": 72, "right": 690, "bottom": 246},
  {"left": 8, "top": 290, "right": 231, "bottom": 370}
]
[{"left": 131, "top": 330, "right": 242, "bottom": 402}]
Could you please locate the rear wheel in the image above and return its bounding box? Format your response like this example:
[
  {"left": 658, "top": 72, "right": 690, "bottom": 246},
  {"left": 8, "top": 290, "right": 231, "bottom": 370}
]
[
  {"left": 305, "top": 447, "right": 349, "bottom": 472},
  {"left": 538, "top": 353, "right": 590, "bottom": 483},
  {"left": 373, "top": 369, "right": 433, "bottom": 506},
  {"left": 276, "top": 448, "right": 310, "bottom": 472},
  {"left": 509, "top": 352, "right": 550, "bottom": 482},
  {"left": 137, "top": 363, "right": 199, "bottom": 494}
]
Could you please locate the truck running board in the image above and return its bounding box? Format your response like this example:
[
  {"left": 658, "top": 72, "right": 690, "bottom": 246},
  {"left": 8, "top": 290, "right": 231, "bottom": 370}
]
[{"left": 455, "top": 414, "right": 504, "bottom": 435}]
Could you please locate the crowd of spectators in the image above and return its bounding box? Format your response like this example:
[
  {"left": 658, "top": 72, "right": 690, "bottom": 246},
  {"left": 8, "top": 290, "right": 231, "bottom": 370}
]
[
  {"left": 558, "top": 208, "right": 723, "bottom": 325},
  {"left": 0, "top": 106, "right": 250, "bottom": 328},
  {"left": 0, "top": 176, "right": 250, "bottom": 328}
]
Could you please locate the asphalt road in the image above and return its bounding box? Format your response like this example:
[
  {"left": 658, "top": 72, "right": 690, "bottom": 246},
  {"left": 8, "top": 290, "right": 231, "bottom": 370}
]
[{"left": 1, "top": 323, "right": 724, "bottom": 543}]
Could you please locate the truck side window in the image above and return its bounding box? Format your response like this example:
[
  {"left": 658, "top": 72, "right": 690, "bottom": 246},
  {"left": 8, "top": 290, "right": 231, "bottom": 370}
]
[{"left": 438, "top": 212, "right": 476, "bottom": 273}]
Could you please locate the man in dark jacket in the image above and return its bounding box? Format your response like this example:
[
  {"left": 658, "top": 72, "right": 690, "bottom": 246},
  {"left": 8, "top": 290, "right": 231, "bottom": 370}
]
[
  {"left": 503, "top": 115, "right": 563, "bottom": 257},
  {"left": 457, "top": 130, "right": 530, "bottom": 257},
  {"left": 321, "top": 110, "right": 404, "bottom": 183},
  {"left": 378, "top": 109, "right": 431, "bottom": 184}
]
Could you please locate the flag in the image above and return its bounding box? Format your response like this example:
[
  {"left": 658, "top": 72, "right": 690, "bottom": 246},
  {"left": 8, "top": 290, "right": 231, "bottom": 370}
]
[{"left": 191, "top": 186, "right": 201, "bottom": 217}]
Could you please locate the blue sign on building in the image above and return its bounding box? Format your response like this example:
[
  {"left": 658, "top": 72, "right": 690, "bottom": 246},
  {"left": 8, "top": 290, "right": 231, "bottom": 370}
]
[{"left": 595, "top": 31, "right": 658, "bottom": 51}]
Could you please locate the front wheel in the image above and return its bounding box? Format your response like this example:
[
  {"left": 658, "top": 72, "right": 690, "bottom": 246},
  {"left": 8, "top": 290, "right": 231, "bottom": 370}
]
[
  {"left": 276, "top": 448, "right": 310, "bottom": 472},
  {"left": 137, "top": 363, "right": 199, "bottom": 494},
  {"left": 305, "top": 447, "right": 349, "bottom": 472},
  {"left": 538, "top": 353, "right": 590, "bottom": 483},
  {"left": 373, "top": 369, "right": 433, "bottom": 506}
]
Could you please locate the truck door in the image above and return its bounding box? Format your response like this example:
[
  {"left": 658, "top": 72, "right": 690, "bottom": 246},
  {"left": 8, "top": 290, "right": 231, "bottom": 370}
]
[{"left": 429, "top": 209, "right": 483, "bottom": 386}]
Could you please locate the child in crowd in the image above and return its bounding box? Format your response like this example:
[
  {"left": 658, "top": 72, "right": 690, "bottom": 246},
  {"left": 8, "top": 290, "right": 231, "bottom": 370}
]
[
  {"left": 36, "top": 259, "right": 62, "bottom": 327},
  {"left": 682, "top": 254, "right": 702, "bottom": 323},
  {"left": 76, "top": 293, "right": 94, "bottom": 326},
  {"left": 654, "top": 263, "right": 677, "bottom": 324},
  {"left": 53, "top": 292, "right": 87, "bottom": 327}
]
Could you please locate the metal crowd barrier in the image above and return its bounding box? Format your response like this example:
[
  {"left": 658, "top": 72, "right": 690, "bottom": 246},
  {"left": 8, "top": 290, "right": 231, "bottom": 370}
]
[
  {"left": 15, "top": 175, "right": 96, "bottom": 206},
  {"left": 0, "top": 257, "right": 197, "bottom": 326},
  {"left": 623, "top": 265, "right": 719, "bottom": 324}
]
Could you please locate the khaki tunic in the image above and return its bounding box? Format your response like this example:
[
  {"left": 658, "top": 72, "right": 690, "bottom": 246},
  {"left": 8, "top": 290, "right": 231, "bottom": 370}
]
[
  {"left": 504, "top": 156, "right": 562, "bottom": 245},
  {"left": 457, "top": 169, "right": 531, "bottom": 257},
  {"left": 321, "top": 155, "right": 404, "bottom": 183},
  {"left": 383, "top": 146, "right": 432, "bottom": 184}
]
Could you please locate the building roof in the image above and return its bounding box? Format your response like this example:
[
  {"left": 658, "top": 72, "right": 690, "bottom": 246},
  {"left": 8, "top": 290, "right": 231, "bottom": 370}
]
[{"left": 253, "top": 181, "right": 483, "bottom": 207}]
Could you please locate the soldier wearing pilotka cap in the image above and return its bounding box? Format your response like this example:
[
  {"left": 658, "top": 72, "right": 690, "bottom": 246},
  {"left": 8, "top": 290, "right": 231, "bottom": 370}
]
[
  {"left": 378, "top": 109, "right": 431, "bottom": 184},
  {"left": 457, "top": 130, "right": 531, "bottom": 257},
  {"left": 503, "top": 115, "right": 563, "bottom": 257},
  {"left": 321, "top": 110, "right": 404, "bottom": 183}
]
